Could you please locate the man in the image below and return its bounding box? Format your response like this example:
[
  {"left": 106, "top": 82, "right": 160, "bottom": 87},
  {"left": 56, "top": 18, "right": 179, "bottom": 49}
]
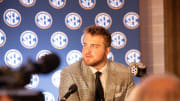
[
  {"left": 128, "top": 74, "right": 180, "bottom": 101},
  {"left": 59, "top": 25, "right": 134, "bottom": 101}
]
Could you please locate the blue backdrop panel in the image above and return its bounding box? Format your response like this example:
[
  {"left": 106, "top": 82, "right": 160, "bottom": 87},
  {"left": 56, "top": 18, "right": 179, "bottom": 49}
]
[{"left": 0, "top": 0, "right": 140, "bottom": 101}]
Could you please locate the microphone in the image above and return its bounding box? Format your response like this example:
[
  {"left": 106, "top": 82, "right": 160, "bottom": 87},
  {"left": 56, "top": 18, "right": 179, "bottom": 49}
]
[
  {"left": 20, "top": 52, "right": 60, "bottom": 86},
  {"left": 0, "top": 52, "right": 60, "bottom": 88},
  {"left": 60, "top": 84, "right": 78, "bottom": 101},
  {"left": 129, "top": 62, "right": 146, "bottom": 77},
  {"left": 21, "top": 52, "right": 60, "bottom": 74}
]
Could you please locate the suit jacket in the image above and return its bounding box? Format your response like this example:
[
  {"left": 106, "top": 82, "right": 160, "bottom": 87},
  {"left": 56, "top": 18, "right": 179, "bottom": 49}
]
[{"left": 59, "top": 59, "right": 134, "bottom": 101}]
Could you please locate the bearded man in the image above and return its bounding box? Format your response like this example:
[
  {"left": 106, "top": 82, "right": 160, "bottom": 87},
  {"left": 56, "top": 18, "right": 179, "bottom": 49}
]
[{"left": 59, "top": 25, "right": 134, "bottom": 101}]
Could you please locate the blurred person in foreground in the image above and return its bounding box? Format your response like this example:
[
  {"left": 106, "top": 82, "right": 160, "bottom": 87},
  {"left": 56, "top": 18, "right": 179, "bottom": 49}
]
[
  {"left": 59, "top": 25, "right": 134, "bottom": 101},
  {"left": 0, "top": 95, "right": 13, "bottom": 101},
  {"left": 128, "top": 74, "right": 180, "bottom": 101}
]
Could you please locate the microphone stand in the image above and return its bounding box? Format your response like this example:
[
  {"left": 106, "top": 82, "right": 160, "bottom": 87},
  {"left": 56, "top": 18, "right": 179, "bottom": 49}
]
[{"left": 60, "top": 84, "right": 77, "bottom": 101}]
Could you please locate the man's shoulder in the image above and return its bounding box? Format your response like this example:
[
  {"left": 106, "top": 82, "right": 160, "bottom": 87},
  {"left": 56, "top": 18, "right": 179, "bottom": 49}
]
[
  {"left": 108, "top": 60, "right": 133, "bottom": 82},
  {"left": 108, "top": 60, "right": 130, "bottom": 72},
  {"left": 61, "top": 60, "right": 82, "bottom": 72}
]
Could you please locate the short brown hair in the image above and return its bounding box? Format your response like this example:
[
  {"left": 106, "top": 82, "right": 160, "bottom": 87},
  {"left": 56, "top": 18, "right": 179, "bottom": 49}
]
[{"left": 83, "top": 25, "right": 112, "bottom": 47}]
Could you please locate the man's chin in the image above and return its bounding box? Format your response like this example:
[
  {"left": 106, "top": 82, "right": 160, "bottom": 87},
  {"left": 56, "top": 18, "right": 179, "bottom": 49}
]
[{"left": 83, "top": 60, "right": 94, "bottom": 66}]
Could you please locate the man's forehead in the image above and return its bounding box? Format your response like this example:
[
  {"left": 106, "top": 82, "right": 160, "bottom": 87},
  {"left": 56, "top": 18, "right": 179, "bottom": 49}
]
[
  {"left": 84, "top": 34, "right": 103, "bottom": 39},
  {"left": 83, "top": 34, "right": 105, "bottom": 45},
  {"left": 84, "top": 33, "right": 104, "bottom": 39}
]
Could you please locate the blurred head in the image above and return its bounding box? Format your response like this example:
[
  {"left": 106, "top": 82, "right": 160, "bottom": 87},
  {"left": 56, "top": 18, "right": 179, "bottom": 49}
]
[
  {"left": 128, "top": 74, "right": 180, "bottom": 101},
  {"left": 82, "top": 25, "right": 111, "bottom": 70}
]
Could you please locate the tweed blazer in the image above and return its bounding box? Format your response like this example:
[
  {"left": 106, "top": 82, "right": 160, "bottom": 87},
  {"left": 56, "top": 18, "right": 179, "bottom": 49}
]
[{"left": 59, "top": 59, "right": 134, "bottom": 101}]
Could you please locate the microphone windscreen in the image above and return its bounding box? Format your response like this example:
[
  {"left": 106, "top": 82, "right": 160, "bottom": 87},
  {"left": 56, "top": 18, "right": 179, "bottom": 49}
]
[{"left": 37, "top": 53, "right": 60, "bottom": 74}]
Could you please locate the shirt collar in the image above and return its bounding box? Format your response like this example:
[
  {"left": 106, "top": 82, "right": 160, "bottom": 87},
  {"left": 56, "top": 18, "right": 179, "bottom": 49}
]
[{"left": 89, "top": 63, "right": 107, "bottom": 74}]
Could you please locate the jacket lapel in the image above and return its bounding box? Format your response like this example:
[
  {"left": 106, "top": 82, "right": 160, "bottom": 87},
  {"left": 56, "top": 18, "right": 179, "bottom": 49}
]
[
  {"left": 81, "top": 60, "right": 95, "bottom": 94},
  {"left": 105, "top": 60, "right": 116, "bottom": 101}
]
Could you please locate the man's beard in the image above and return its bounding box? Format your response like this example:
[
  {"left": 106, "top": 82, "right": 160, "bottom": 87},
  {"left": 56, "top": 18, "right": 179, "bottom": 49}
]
[{"left": 83, "top": 55, "right": 107, "bottom": 67}]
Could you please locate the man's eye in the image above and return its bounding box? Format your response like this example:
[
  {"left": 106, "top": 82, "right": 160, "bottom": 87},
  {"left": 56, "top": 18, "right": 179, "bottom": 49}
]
[{"left": 92, "top": 45, "right": 98, "bottom": 48}]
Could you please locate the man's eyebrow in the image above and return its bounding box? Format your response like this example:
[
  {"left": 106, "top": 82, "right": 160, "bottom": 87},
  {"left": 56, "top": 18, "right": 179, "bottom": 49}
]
[
  {"left": 91, "top": 44, "right": 101, "bottom": 46},
  {"left": 85, "top": 43, "right": 101, "bottom": 45}
]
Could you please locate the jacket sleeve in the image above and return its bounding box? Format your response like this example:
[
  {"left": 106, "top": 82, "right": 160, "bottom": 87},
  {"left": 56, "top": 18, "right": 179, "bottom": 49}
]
[{"left": 59, "top": 69, "right": 80, "bottom": 101}]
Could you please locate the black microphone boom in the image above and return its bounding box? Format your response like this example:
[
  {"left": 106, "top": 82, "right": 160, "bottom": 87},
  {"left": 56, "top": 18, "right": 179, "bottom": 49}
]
[{"left": 60, "top": 84, "right": 78, "bottom": 101}]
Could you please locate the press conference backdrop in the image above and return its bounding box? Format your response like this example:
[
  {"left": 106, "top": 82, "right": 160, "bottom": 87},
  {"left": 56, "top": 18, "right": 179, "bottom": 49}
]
[{"left": 0, "top": 0, "right": 140, "bottom": 101}]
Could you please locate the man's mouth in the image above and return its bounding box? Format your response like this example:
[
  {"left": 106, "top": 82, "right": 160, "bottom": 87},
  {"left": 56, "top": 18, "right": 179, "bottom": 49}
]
[{"left": 85, "top": 55, "right": 92, "bottom": 58}]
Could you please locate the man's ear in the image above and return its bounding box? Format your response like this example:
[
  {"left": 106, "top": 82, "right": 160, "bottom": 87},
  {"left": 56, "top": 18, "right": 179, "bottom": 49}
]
[{"left": 106, "top": 47, "right": 111, "bottom": 55}]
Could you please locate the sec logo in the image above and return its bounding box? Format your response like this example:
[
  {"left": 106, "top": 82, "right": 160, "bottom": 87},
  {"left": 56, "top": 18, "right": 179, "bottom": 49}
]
[
  {"left": 107, "top": 0, "right": 124, "bottom": 10},
  {"left": 0, "top": 29, "right": 6, "bottom": 47},
  {"left": 95, "top": 13, "right": 112, "bottom": 29},
  {"left": 19, "top": 0, "right": 36, "bottom": 7},
  {"left": 65, "top": 12, "right": 82, "bottom": 30},
  {"left": 43, "top": 92, "right": 55, "bottom": 101},
  {"left": 20, "top": 30, "right": 38, "bottom": 49},
  {"left": 51, "top": 70, "right": 61, "bottom": 88},
  {"left": 125, "top": 49, "right": 141, "bottom": 65},
  {"left": 51, "top": 31, "right": 68, "bottom": 49},
  {"left": 81, "top": 34, "right": 85, "bottom": 46},
  {"left": 3, "top": 9, "right": 21, "bottom": 27},
  {"left": 26, "top": 74, "right": 39, "bottom": 89},
  {"left": 4, "top": 49, "right": 23, "bottom": 68},
  {"left": 107, "top": 52, "right": 114, "bottom": 61},
  {"left": 36, "top": 50, "right": 52, "bottom": 61},
  {"left": 49, "top": 0, "right": 66, "bottom": 9},
  {"left": 35, "top": 11, "right": 53, "bottom": 29},
  {"left": 111, "top": 32, "right": 127, "bottom": 49},
  {"left": 79, "top": 0, "right": 96, "bottom": 10},
  {"left": 123, "top": 12, "right": 139, "bottom": 29},
  {"left": 66, "top": 50, "right": 82, "bottom": 65}
]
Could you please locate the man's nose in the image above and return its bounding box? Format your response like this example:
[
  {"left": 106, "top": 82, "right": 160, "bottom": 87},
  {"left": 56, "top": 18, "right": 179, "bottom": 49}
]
[{"left": 84, "top": 45, "right": 92, "bottom": 53}]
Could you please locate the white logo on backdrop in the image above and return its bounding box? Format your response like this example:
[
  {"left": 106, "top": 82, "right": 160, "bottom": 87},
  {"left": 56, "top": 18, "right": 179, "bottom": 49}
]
[
  {"left": 4, "top": 49, "right": 23, "bottom": 68},
  {"left": 35, "top": 11, "right": 53, "bottom": 29},
  {"left": 107, "top": 52, "right": 114, "bottom": 61},
  {"left": 125, "top": 49, "right": 141, "bottom": 65},
  {"left": 81, "top": 34, "right": 84, "bottom": 46},
  {"left": 3, "top": 9, "right": 21, "bottom": 27},
  {"left": 26, "top": 74, "right": 39, "bottom": 89},
  {"left": 20, "top": 30, "right": 38, "bottom": 49},
  {"left": 51, "top": 31, "right": 68, "bottom": 49},
  {"left": 65, "top": 12, "right": 82, "bottom": 30},
  {"left": 0, "top": 29, "right": 6, "bottom": 47},
  {"left": 43, "top": 92, "right": 55, "bottom": 101},
  {"left": 111, "top": 32, "right": 127, "bottom": 49},
  {"left": 19, "top": 0, "right": 36, "bottom": 7},
  {"left": 51, "top": 70, "right": 61, "bottom": 88},
  {"left": 123, "top": 12, "right": 139, "bottom": 29},
  {"left": 66, "top": 50, "right": 82, "bottom": 65},
  {"left": 79, "top": 0, "right": 96, "bottom": 10},
  {"left": 107, "top": 0, "right": 124, "bottom": 9},
  {"left": 49, "top": 0, "right": 66, "bottom": 9},
  {"left": 36, "top": 50, "right": 52, "bottom": 61},
  {"left": 95, "top": 13, "right": 112, "bottom": 29}
]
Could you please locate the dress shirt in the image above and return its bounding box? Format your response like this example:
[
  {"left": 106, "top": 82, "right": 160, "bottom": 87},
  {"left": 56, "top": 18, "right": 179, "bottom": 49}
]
[{"left": 89, "top": 63, "right": 108, "bottom": 94}]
